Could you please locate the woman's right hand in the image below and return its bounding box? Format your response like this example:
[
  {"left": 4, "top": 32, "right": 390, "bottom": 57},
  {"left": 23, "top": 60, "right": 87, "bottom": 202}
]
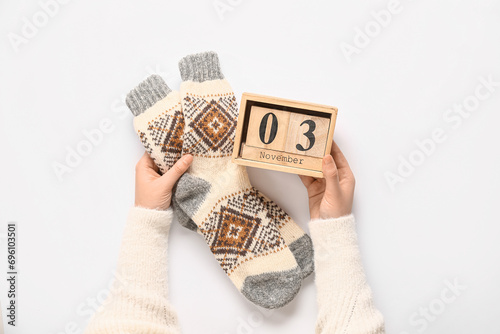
[{"left": 299, "top": 141, "right": 355, "bottom": 220}]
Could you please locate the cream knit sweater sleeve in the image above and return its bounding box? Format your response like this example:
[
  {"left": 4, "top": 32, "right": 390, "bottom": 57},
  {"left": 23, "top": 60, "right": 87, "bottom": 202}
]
[
  {"left": 309, "top": 214, "right": 385, "bottom": 334},
  {"left": 84, "top": 207, "right": 181, "bottom": 334}
]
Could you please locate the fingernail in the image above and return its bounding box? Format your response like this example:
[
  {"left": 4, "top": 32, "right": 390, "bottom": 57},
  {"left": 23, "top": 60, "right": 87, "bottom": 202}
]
[
  {"left": 182, "top": 154, "right": 193, "bottom": 164},
  {"left": 323, "top": 155, "right": 333, "bottom": 164}
]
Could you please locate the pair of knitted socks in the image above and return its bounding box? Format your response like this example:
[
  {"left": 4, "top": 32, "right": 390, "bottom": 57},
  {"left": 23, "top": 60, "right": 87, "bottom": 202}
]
[{"left": 126, "top": 52, "right": 313, "bottom": 309}]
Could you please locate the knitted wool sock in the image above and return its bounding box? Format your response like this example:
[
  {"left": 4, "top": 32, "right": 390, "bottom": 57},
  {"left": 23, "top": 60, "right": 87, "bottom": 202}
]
[
  {"left": 175, "top": 51, "right": 302, "bottom": 308},
  {"left": 126, "top": 75, "right": 196, "bottom": 230}
]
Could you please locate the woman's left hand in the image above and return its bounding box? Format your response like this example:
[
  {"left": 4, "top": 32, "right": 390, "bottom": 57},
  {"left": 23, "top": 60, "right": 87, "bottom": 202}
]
[{"left": 135, "top": 152, "right": 193, "bottom": 210}]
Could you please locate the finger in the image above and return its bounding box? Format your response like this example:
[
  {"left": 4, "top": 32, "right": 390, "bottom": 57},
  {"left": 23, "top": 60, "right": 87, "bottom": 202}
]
[
  {"left": 160, "top": 154, "right": 193, "bottom": 190},
  {"left": 322, "top": 154, "right": 341, "bottom": 197},
  {"left": 330, "top": 141, "right": 353, "bottom": 180},
  {"left": 298, "top": 175, "right": 315, "bottom": 187}
]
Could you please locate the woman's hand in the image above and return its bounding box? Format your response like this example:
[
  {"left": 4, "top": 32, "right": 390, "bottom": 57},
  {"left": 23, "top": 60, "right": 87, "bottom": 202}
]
[
  {"left": 135, "top": 152, "right": 193, "bottom": 210},
  {"left": 299, "top": 141, "right": 355, "bottom": 220}
]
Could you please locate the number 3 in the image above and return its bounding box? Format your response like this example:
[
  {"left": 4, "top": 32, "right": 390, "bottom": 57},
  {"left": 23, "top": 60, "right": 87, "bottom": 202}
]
[{"left": 296, "top": 120, "right": 316, "bottom": 151}]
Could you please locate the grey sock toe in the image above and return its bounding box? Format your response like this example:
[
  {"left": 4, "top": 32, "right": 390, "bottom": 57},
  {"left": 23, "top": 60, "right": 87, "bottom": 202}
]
[
  {"left": 126, "top": 74, "right": 172, "bottom": 116},
  {"left": 241, "top": 266, "right": 302, "bottom": 309},
  {"left": 289, "top": 234, "right": 315, "bottom": 279},
  {"left": 178, "top": 51, "right": 224, "bottom": 82},
  {"left": 172, "top": 196, "right": 198, "bottom": 232}
]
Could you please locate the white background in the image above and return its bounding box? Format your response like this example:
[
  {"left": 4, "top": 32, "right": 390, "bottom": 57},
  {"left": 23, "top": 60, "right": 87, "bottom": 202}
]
[{"left": 1, "top": 0, "right": 499, "bottom": 333}]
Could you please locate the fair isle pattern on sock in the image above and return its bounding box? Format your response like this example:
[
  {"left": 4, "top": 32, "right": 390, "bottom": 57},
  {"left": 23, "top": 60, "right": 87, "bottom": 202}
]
[
  {"left": 175, "top": 51, "right": 302, "bottom": 309},
  {"left": 137, "top": 106, "right": 184, "bottom": 173},
  {"left": 181, "top": 92, "right": 237, "bottom": 158},
  {"left": 201, "top": 187, "right": 287, "bottom": 274}
]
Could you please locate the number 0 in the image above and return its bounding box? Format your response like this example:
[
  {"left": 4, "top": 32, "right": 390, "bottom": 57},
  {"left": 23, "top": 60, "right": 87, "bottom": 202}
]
[{"left": 259, "top": 112, "right": 278, "bottom": 144}]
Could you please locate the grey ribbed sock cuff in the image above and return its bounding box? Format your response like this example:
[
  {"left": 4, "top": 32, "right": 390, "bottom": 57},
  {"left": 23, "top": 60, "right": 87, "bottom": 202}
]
[
  {"left": 178, "top": 51, "right": 224, "bottom": 83},
  {"left": 126, "top": 74, "right": 172, "bottom": 116}
]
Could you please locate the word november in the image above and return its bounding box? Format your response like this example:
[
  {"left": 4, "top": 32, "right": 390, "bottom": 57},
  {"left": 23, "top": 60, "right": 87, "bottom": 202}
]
[{"left": 259, "top": 151, "right": 304, "bottom": 165}]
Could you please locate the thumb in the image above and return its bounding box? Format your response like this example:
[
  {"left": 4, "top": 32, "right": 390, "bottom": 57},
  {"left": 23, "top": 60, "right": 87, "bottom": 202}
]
[
  {"left": 322, "top": 154, "right": 341, "bottom": 198},
  {"left": 159, "top": 154, "right": 193, "bottom": 190}
]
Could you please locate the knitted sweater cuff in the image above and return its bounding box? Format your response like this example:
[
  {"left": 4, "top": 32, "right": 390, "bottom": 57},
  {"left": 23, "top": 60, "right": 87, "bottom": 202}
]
[
  {"left": 128, "top": 206, "right": 174, "bottom": 232},
  {"left": 309, "top": 214, "right": 356, "bottom": 245},
  {"left": 178, "top": 51, "right": 224, "bottom": 82},
  {"left": 126, "top": 75, "right": 172, "bottom": 116}
]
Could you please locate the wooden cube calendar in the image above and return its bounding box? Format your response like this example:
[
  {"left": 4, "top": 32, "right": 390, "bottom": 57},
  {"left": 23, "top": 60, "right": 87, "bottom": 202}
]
[{"left": 232, "top": 93, "right": 338, "bottom": 178}]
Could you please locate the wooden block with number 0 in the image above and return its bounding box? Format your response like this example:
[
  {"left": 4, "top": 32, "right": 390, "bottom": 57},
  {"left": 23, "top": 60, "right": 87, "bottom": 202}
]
[
  {"left": 246, "top": 106, "right": 290, "bottom": 151},
  {"left": 232, "top": 93, "right": 338, "bottom": 178}
]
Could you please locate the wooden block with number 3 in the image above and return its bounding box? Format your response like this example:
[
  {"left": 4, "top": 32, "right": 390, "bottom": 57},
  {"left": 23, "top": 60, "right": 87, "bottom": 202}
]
[{"left": 284, "top": 113, "right": 330, "bottom": 158}]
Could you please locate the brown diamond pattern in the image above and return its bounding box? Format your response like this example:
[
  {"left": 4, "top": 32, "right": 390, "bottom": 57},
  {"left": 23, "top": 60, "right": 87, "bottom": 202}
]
[
  {"left": 182, "top": 94, "right": 238, "bottom": 156},
  {"left": 201, "top": 188, "right": 286, "bottom": 274},
  {"left": 145, "top": 108, "right": 184, "bottom": 172}
]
